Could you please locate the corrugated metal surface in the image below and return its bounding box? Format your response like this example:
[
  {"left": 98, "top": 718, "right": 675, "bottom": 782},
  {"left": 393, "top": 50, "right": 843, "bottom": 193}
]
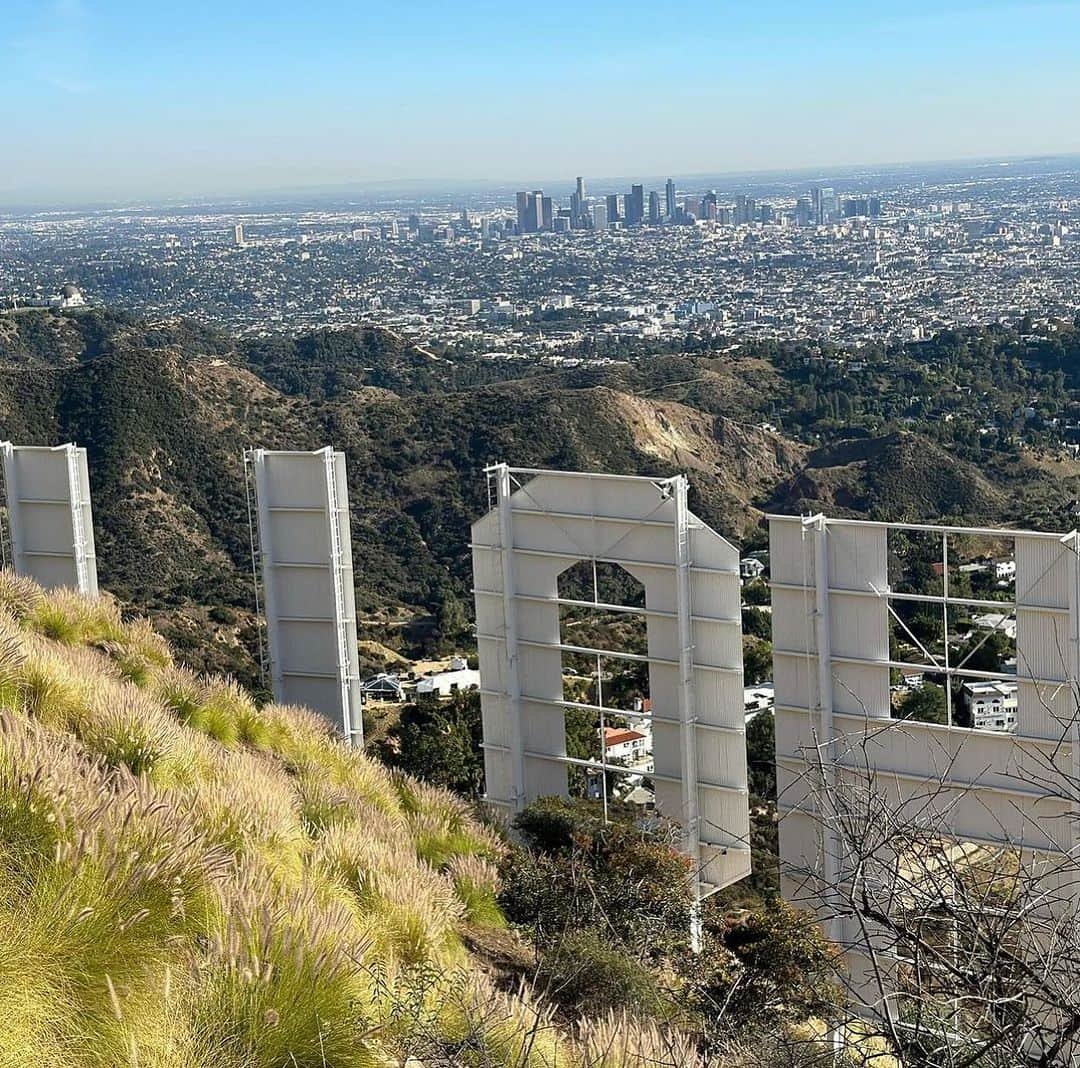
[
  {"left": 250, "top": 449, "right": 361, "bottom": 742},
  {"left": 1, "top": 443, "right": 97, "bottom": 595},
  {"left": 769, "top": 514, "right": 1080, "bottom": 999},
  {"left": 473, "top": 468, "right": 751, "bottom": 896}
]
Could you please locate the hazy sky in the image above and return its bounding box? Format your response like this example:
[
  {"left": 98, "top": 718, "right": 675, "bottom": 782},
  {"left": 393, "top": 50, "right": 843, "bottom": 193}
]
[{"left": 2, "top": 0, "right": 1079, "bottom": 204}]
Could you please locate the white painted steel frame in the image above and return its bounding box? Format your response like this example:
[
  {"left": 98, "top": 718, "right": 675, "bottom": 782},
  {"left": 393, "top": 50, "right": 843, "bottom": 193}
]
[
  {"left": 768, "top": 513, "right": 1080, "bottom": 1010},
  {"left": 0, "top": 442, "right": 98, "bottom": 596},
  {"left": 247, "top": 448, "right": 362, "bottom": 745},
  {"left": 473, "top": 463, "right": 751, "bottom": 899}
]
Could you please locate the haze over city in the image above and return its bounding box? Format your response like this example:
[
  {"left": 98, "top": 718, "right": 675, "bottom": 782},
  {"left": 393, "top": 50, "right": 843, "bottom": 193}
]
[{"left": 3, "top": 0, "right": 1080, "bottom": 204}]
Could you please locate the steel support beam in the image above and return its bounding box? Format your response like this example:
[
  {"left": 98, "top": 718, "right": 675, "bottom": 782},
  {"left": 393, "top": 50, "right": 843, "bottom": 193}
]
[{"left": 493, "top": 463, "right": 527, "bottom": 812}]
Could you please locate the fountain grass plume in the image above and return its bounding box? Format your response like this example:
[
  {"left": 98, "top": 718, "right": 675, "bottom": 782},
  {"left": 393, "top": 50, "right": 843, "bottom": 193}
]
[
  {"left": 0, "top": 570, "right": 44, "bottom": 622},
  {"left": 0, "top": 572, "right": 689, "bottom": 1067},
  {"left": 190, "top": 884, "right": 382, "bottom": 1068},
  {"left": 448, "top": 853, "right": 505, "bottom": 928}
]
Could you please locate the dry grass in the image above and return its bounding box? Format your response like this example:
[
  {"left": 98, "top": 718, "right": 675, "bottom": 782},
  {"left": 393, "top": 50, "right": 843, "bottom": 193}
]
[
  {"left": 0, "top": 576, "right": 535, "bottom": 1067},
  {"left": 0, "top": 574, "right": 714, "bottom": 1066}
]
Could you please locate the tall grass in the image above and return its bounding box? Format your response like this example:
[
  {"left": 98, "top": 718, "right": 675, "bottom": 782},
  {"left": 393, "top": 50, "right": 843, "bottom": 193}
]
[
  {"left": 190, "top": 887, "right": 382, "bottom": 1068},
  {"left": 0, "top": 571, "right": 704, "bottom": 1066}
]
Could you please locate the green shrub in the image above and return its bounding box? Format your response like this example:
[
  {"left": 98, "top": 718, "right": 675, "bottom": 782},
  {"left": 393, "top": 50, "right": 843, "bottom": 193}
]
[{"left": 538, "top": 930, "right": 666, "bottom": 1019}]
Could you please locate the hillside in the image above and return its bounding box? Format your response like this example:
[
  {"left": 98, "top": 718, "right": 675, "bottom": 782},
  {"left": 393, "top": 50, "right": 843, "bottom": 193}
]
[
  {"left": 0, "top": 571, "right": 730, "bottom": 1068},
  {"left": 766, "top": 431, "right": 1007, "bottom": 519},
  {"left": 3, "top": 307, "right": 1078, "bottom": 683}
]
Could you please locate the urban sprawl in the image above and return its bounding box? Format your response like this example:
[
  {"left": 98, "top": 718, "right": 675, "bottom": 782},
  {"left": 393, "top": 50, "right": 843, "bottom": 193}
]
[{"left": 3, "top": 159, "right": 1079, "bottom": 360}]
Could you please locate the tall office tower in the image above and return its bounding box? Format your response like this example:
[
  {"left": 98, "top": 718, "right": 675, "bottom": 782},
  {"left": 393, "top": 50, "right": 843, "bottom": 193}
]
[
  {"left": 541, "top": 196, "right": 554, "bottom": 231},
  {"left": 626, "top": 184, "right": 645, "bottom": 226},
  {"left": 759, "top": 203, "right": 775, "bottom": 224},
  {"left": 606, "top": 193, "right": 621, "bottom": 223},
  {"left": 648, "top": 190, "right": 661, "bottom": 223},
  {"left": 735, "top": 194, "right": 760, "bottom": 225},
  {"left": 702, "top": 191, "right": 718, "bottom": 220},
  {"left": 683, "top": 196, "right": 702, "bottom": 220},
  {"left": 571, "top": 176, "right": 587, "bottom": 228},
  {"left": 540, "top": 196, "right": 557, "bottom": 230},
  {"left": 717, "top": 207, "right": 733, "bottom": 225},
  {"left": 869, "top": 196, "right": 882, "bottom": 217},
  {"left": 518, "top": 190, "right": 544, "bottom": 233},
  {"left": 665, "top": 177, "right": 676, "bottom": 220},
  {"left": 795, "top": 197, "right": 812, "bottom": 226},
  {"left": 810, "top": 185, "right": 822, "bottom": 225},
  {"left": 591, "top": 201, "right": 609, "bottom": 230},
  {"left": 408, "top": 213, "right": 421, "bottom": 232},
  {"left": 819, "top": 187, "right": 836, "bottom": 223},
  {"left": 233, "top": 223, "right": 245, "bottom": 247}
]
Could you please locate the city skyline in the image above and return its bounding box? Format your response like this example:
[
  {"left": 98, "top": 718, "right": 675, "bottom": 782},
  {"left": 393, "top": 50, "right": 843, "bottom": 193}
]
[{"left": 3, "top": 0, "right": 1080, "bottom": 203}]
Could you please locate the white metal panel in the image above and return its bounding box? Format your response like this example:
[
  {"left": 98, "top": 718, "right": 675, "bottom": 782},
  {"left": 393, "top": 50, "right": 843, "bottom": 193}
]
[
  {"left": 830, "top": 591, "right": 888, "bottom": 660},
  {"left": 827, "top": 523, "right": 887, "bottom": 593},
  {"left": 1016, "top": 534, "right": 1072, "bottom": 609},
  {"left": 1, "top": 442, "right": 97, "bottom": 596},
  {"left": 832, "top": 662, "right": 891, "bottom": 719},
  {"left": 769, "top": 516, "right": 815, "bottom": 586},
  {"left": 473, "top": 465, "right": 751, "bottom": 900},
  {"left": 773, "top": 650, "right": 819, "bottom": 713},
  {"left": 769, "top": 513, "right": 1080, "bottom": 1017},
  {"left": 249, "top": 448, "right": 362, "bottom": 744}
]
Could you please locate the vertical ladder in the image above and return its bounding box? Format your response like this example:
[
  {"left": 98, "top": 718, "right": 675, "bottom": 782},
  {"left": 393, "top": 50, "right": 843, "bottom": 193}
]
[
  {"left": 64, "top": 445, "right": 92, "bottom": 596},
  {"left": 492, "top": 463, "right": 526, "bottom": 811},
  {"left": 322, "top": 449, "right": 360, "bottom": 746},
  {"left": 672, "top": 475, "right": 702, "bottom": 946}
]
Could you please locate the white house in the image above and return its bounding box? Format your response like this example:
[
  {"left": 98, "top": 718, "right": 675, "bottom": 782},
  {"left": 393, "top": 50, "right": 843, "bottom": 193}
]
[
  {"left": 963, "top": 679, "right": 1018, "bottom": 733},
  {"left": 415, "top": 667, "right": 481, "bottom": 697},
  {"left": 894, "top": 665, "right": 926, "bottom": 691},
  {"left": 601, "top": 726, "right": 650, "bottom": 764},
  {"left": 993, "top": 559, "right": 1016, "bottom": 582},
  {"left": 744, "top": 684, "right": 775, "bottom": 720},
  {"left": 740, "top": 557, "right": 766, "bottom": 581}
]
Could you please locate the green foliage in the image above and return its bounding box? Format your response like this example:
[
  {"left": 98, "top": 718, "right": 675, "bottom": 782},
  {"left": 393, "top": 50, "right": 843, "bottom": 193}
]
[
  {"left": 536, "top": 929, "right": 667, "bottom": 1019},
  {"left": 746, "top": 710, "right": 776, "bottom": 800},
  {"left": 0, "top": 572, "right": 545, "bottom": 1067},
  {"left": 502, "top": 797, "right": 693, "bottom": 962},
  {"left": 742, "top": 580, "right": 771, "bottom": 606},
  {"left": 434, "top": 590, "right": 469, "bottom": 651},
  {"left": 956, "top": 629, "right": 1013, "bottom": 674},
  {"left": 743, "top": 637, "right": 773, "bottom": 685},
  {"left": 375, "top": 691, "right": 484, "bottom": 794},
  {"left": 685, "top": 900, "right": 843, "bottom": 1042},
  {"left": 895, "top": 682, "right": 948, "bottom": 725},
  {"left": 741, "top": 606, "right": 772, "bottom": 640}
]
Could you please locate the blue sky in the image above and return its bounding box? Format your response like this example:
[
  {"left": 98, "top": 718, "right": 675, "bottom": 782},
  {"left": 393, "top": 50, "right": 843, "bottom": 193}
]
[{"left": 2, "top": 0, "right": 1079, "bottom": 203}]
